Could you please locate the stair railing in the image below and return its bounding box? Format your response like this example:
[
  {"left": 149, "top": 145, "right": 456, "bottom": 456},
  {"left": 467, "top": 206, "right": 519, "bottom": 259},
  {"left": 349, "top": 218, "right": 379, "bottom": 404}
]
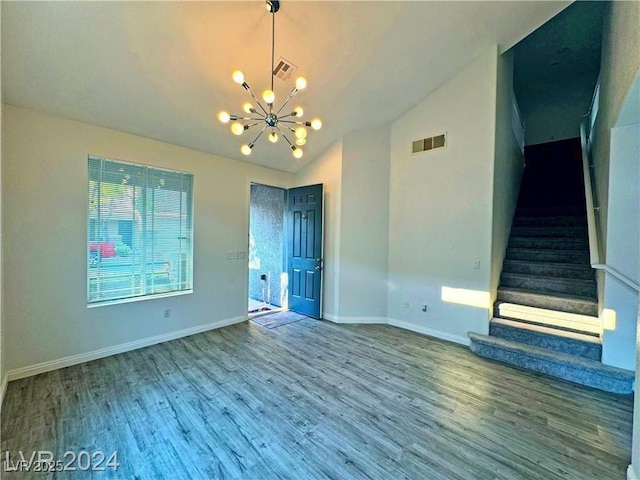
[
  {"left": 580, "top": 117, "right": 600, "bottom": 265},
  {"left": 580, "top": 110, "right": 639, "bottom": 293}
]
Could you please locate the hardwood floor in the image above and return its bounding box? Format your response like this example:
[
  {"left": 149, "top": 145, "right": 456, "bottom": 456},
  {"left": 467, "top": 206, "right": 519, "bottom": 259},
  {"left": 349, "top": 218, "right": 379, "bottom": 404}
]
[{"left": 1, "top": 318, "right": 634, "bottom": 479}]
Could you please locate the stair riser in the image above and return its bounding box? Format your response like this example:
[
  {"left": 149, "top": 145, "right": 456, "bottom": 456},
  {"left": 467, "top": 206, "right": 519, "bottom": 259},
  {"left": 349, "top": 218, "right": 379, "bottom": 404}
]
[
  {"left": 469, "top": 340, "right": 633, "bottom": 394},
  {"left": 500, "top": 274, "right": 597, "bottom": 298},
  {"left": 489, "top": 323, "right": 601, "bottom": 361},
  {"left": 509, "top": 237, "right": 588, "bottom": 251},
  {"left": 512, "top": 216, "right": 587, "bottom": 227},
  {"left": 516, "top": 206, "right": 586, "bottom": 217},
  {"left": 492, "top": 307, "right": 601, "bottom": 335},
  {"left": 502, "top": 262, "right": 595, "bottom": 280},
  {"left": 505, "top": 249, "right": 589, "bottom": 265},
  {"left": 497, "top": 290, "right": 598, "bottom": 316},
  {"left": 511, "top": 226, "right": 587, "bottom": 238}
]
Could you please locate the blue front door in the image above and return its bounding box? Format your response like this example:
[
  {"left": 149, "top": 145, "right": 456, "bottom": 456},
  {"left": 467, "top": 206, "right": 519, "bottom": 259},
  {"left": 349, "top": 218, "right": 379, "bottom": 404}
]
[{"left": 287, "top": 184, "right": 323, "bottom": 318}]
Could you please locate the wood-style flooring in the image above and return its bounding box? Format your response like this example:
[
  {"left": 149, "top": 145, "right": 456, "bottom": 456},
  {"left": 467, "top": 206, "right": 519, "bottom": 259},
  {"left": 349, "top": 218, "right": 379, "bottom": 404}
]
[{"left": 1, "top": 318, "right": 634, "bottom": 479}]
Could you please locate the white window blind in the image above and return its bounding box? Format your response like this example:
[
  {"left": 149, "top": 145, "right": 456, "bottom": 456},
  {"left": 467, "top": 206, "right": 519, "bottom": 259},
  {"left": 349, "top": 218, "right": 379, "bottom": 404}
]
[{"left": 88, "top": 156, "right": 194, "bottom": 304}]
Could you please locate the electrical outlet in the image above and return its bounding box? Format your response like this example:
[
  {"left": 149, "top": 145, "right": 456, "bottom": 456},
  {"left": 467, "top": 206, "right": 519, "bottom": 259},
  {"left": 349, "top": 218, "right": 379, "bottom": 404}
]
[
  {"left": 473, "top": 260, "right": 481, "bottom": 270},
  {"left": 227, "top": 252, "right": 234, "bottom": 260},
  {"left": 235, "top": 251, "right": 246, "bottom": 260},
  {"left": 164, "top": 309, "right": 171, "bottom": 318}
]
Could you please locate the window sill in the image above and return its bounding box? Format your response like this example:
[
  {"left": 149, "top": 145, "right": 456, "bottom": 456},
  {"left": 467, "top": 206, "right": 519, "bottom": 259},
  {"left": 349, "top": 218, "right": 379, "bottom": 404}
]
[{"left": 87, "top": 289, "right": 193, "bottom": 308}]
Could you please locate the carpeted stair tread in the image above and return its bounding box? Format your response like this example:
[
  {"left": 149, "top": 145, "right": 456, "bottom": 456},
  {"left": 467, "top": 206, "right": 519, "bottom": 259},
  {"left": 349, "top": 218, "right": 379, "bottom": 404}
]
[
  {"left": 500, "top": 272, "right": 596, "bottom": 297},
  {"left": 490, "top": 317, "right": 601, "bottom": 360},
  {"left": 505, "top": 248, "right": 590, "bottom": 264},
  {"left": 510, "top": 225, "right": 587, "bottom": 238},
  {"left": 502, "top": 260, "right": 594, "bottom": 279},
  {"left": 497, "top": 287, "right": 598, "bottom": 316},
  {"left": 512, "top": 215, "right": 587, "bottom": 227},
  {"left": 508, "top": 237, "right": 589, "bottom": 251},
  {"left": 467, "top": 332, "right": 634, "bottom": 394}
]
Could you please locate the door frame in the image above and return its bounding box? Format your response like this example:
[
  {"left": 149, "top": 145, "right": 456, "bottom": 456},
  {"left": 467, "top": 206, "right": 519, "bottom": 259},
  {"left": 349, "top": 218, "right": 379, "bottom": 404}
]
[{"left": 245, "top": 179, "right": 324, "bottom": 319}]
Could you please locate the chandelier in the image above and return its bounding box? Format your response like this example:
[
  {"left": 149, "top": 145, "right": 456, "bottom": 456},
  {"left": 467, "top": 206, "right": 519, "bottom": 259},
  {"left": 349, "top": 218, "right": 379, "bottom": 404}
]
[{"left": 217, "top": 0, "right": 322, "bottom": 159}]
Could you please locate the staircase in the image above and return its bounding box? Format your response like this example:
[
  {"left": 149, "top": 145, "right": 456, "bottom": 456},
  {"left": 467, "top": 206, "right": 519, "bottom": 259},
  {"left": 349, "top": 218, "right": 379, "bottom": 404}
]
[{"left": 469, "top": 139, "right": 634, "bottom": 394}]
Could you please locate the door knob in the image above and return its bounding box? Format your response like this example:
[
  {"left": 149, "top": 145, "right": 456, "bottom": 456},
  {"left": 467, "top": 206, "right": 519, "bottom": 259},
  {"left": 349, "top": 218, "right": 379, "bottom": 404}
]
[{"left": 315, "top": 266, "right": 322, "bottom": 271}]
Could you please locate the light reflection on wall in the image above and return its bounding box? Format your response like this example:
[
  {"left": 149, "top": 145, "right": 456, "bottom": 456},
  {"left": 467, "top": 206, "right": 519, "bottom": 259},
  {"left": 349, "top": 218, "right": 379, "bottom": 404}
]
[
  {"left": 601, "top": 308, "right": 617, "bottom": 331},
  {"left": 441, "top": 287, "right": 491, "bottom": 309}
]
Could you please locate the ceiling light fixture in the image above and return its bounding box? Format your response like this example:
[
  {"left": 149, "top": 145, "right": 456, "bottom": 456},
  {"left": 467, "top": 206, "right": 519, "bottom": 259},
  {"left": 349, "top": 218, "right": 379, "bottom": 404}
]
[{"left": 218, "top": 0, "right": 322, "bottom": 160}]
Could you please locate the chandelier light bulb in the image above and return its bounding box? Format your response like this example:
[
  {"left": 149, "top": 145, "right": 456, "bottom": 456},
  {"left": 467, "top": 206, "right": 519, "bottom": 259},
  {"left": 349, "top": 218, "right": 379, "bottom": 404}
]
[
  {"left": 311, "top": 118, "right": 322, "bottom": 130},
  {"left": 241, "top": 144, "right": 252, "bottom": 156},
  {"left": 295, "top": 77, "right": 307, "bottom": 90},
  {"left": 243, "top": 103, "right": 254, "bottom": 114},
  {"left": 268, "top": 131, "right": 279, "bottom": 143},
  {"left": 295, "top": 127, "right": 307, "bottom": 139},
  {"left": 231, "top": 122, "right": 244, "bottom": 135},
  {"left": 293, "top": 106, "right": 303, "bottom": 117},
  {"left": 262, "top": 89, "right": 275, "bottom": 104},
  {"left": 232, "top": 70, "right": 245, "bottom": 84},
  {"left": 218, "top": 111, "right": 231, "bottom": 123},
  {"left": 296, "top": 138, "right": 306, "bottom": 146},
  {"left": 292, "top": 148, "right": 303, "bottom": 159}
]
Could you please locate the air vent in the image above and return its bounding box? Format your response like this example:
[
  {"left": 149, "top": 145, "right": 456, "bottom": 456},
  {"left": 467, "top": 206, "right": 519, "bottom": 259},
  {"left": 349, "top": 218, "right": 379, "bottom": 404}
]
[
  {"left": 273, "top": 57, "right": 298, "bottom": 82},
  {"left": 411, "top": 133, "right": 446, "bottom": 154}
]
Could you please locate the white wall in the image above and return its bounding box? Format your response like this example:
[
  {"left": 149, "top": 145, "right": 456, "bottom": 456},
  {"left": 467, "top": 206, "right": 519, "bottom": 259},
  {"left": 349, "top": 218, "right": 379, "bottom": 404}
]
[
  {"left": 0, "top": 5, "right": 5, "bottom": 407},
  {"left": 294, "top": 140, "right": 343, "bottom": 320},
  {"left": 633, "top": 301, "right": 640, "bottom": 480},
  {"left": 592, "top": 1, "right": 640, "bottom": 255},
  {"left": 337, "top": 126, "right": 390, "bottom": 322},
  {"left": 519, "top": 71, "right": 598, "bottom": 146},
  {"left": 491, "top": 49, "right": 525, "bottom": 301},
  {"left": 588, "top": 4, "right": 640, "bottom": 477},
  {"left": 2, "top": 105, "right": 293, "bottom": 376},
  {"left": 601, "top": 122, "right": 639, "bottom": 370},
  {"left": 388, "top": 47, "right": 499, "bottom": 344}
]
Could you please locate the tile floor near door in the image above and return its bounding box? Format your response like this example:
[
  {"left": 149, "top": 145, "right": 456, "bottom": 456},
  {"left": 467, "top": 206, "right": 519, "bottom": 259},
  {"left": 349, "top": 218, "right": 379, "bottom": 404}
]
[
  {"left": 248, "top": 297, "right": 280, "bottom": 315},
  {"left": 1, "top": 318, "right": 634, "bottom": 479}
]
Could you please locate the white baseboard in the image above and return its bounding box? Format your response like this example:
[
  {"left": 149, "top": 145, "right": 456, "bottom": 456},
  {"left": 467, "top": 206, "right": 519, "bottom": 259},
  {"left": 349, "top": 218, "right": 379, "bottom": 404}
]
[
  {"left": 5, "top": 314, "right": 471, "bottom": 382},
  {"left": 322, "top": 312, "right": 338, "bottom": 322},
  {"left": 387, "top": 318, "right": 470, "bottom": 346},
  {"left": 6, "top": 315, "right": 246, "bottom": 382},
  {"left": 629, "top": 464, "right": 639, "bottom": 480},
  {"left": 324, "top": 315, "right": 387, "bottom": 324},
  {"left": 323, "top": 314, "right": 470, "bottom": 345}
]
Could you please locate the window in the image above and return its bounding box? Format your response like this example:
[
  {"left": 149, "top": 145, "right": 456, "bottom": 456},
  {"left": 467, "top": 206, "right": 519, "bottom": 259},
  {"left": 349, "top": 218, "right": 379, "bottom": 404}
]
[{"left": 88, "top": 156, "right": 194, "bottom": 304}]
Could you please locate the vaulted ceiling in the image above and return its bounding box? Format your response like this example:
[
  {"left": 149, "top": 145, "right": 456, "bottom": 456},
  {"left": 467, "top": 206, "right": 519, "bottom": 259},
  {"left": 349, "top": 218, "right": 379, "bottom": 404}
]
[
  {"left": 513, "top": 1, "right": 604, "bottom": 96},
  {"left": 1, "top": 1, "right": 569, "bottom": 172}
]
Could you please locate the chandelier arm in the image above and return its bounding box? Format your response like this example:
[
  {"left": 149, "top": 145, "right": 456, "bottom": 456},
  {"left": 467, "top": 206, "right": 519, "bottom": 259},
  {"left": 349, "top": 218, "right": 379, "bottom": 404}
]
[
  {"left": 276, "top": 126, "right": 294, "bottom": 148},
  {"left": 250, "top": 125, "right": 268, "bottom": 146},
  {"left": 244, "top": 85, "right": 270, "bottom": 116},
  {"left": 279, "top": 120, "right": 308, "bottom": 126},
  {"left": 245, "top": 122, "right": 263, "bottom": 129},
  {"left": 232, "top": 116, "right": 266, "bottom": 121},
  {"left": 275, "top": 89, "right": 299, "bottom": 116}
]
